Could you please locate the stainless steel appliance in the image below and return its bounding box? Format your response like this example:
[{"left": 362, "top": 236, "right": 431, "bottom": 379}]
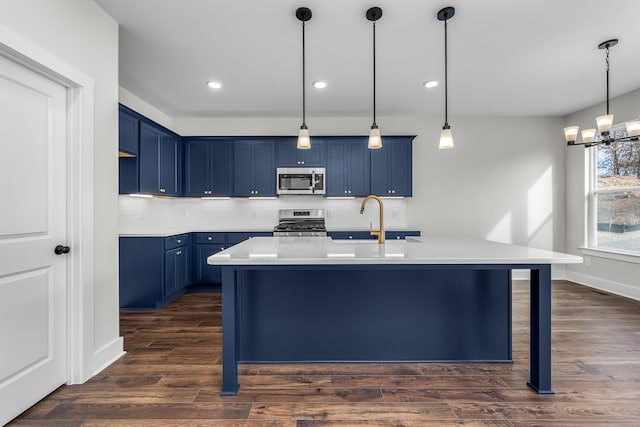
[
  {"left": 273, "top": 209, "right": 327, "bottom": 237},
  {"left": 276, "top": 167, "right": 325, "bottom": 195}
]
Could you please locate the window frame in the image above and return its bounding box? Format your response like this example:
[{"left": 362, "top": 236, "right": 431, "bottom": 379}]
[{"left": 586, "top": 122, "right": 640, "bottom": 260}]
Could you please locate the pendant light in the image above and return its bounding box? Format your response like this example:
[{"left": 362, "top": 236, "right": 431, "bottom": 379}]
[
  {"left": 564, "top": 39, "right": 640, "bottom": 147},
  {"left": 296, "top": 7, "right": 312, "bottom": 149},
  {"left": 437, "top": 7, "right": 455, "bottom": 150},
  {"left": 366, "top": 7, "right": 383, "bottom": 149}
]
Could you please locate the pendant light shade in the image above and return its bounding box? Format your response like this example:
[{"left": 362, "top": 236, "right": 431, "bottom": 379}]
[
  {"left": 437, "top": 7, "right": 455, "bottom": 150},
  {"left": 368, "top": 125, "right": 382, "bottom": 149},
  {"left": 297, "top": 126, "right": 310, "bottom": 149},
  {"left": 366, "top": 7, "right": 383, "bottom": 149},
  {"left": 296, "top": 7, "right": 312, "bottom": 149}
]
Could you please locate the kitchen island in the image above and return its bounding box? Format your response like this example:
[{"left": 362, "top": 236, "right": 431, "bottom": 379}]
[{"left": 208, "top": 236, "right": 582, "bottom": 396}]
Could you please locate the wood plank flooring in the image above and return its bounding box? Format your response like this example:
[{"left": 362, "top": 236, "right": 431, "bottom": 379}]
[{"left": 9, "top": 280, "right": 640, "bottom": 426}]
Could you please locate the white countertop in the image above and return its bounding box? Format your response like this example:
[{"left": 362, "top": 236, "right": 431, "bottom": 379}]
[{"left": 208, "top": 236, "right": 583, "bottom": 266}]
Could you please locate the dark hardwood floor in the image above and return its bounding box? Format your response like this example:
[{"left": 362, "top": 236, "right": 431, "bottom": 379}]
[{"left": 9, "top": 280, "right": 640, "bottom": 426}]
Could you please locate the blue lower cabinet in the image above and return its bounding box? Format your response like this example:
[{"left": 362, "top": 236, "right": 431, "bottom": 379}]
[
  {"left": 329, "top": 231, "right": 420, "bottom": 240},
  {"left": 119, "top": 234, "right": 189, "bottom": 309}
]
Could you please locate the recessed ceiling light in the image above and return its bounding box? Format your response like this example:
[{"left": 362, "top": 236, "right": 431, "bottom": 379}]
[
  {"left": 207, "top": 81, "right": 222, "bottom": 89},
  {"left": 423, "top": 81, "right": 438, "bottom": 88},
  {"left": 313, "top": 81, "right": 327, "bottom": 89}
]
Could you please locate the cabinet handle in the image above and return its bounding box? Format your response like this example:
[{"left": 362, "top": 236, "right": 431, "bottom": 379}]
[
  {"left": 348, "top": 235, "right": 353, "bottom": 239},
  {"left": 392, "top": 190, "right": 396, "bottom": 194},
  {"left": 301, "top": 161, "right": 304, "bottom": 165},
  {"left": 344, "top": 190, "right": 347, "bottom": 194},
  {"left": 388, "top": 190, "right": 391, "bottom": 194},
  {"left": 396, "top": 236, "right": 401, "bottom": 240},
  {"left": 176, "top": 251, "right": 182, "bottom": 255},
  {"left": 177, "top": 239, "right": 181, "bottom": 243},
  {"left": 207, "top": 236, "right": 212, "bottom": 241},
  {"left": 348, "top": 190, "right": 352, "bottom": 194},
  {"left": 160, "top": 188, "right": 166, "bottom": 193}
]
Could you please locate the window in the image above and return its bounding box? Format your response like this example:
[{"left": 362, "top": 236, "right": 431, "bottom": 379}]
[{"left": 589, "top": 123, "right": 640, "bottom": 255}]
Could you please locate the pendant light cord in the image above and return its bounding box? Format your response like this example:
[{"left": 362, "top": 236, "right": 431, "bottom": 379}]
[
  {"left": 605, "top": 46, "right": 610, "bottom": 115},
  {"left": 444, "top": 19, "right": 449, "bottom": 127},
  {"left": 302, "top": 20, "right": 306, "bottom": 128},
  {"left": 372, "top": 20, "right": 377, "bottom": 127}
]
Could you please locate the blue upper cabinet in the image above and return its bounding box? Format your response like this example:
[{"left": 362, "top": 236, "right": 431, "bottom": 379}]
[
  {"left": 277, "top": 137, "right": 326, "bottom": 167},
  {"left": 326, "top": 137, "right": 370, "bottom": 196},
  {"left": 370, "top": 136, "right": 414, "bottom": 197},
  {"left": 139, "top": 122, "right": 180, "bottom": 196},
  {"left": 183, "top": 138, "right": 233, "bottom": 197},
  {"left": 118, "top": 107, "right": 139, "bottom": 156},
  {"left": 233, "top": 139, "right": 276, "bottom": 197}
]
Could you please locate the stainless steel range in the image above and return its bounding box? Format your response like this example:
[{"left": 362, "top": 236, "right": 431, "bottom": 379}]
[{"left": 272, "top": 209, "right": 327, "bottom": 237}]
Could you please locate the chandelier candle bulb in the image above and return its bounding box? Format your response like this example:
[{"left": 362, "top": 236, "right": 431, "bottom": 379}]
[
  {"left": 596, "top": 114, "right": 614, "bottom": 133},
  {"left": 626, "top": 121, "right": 640, "bottom": 137},
  {"left": 581, "top": 129, "right": 597, "bottom": 143},
  {"left": 564, "top": 126, "right": 579, "bottom": 144}
]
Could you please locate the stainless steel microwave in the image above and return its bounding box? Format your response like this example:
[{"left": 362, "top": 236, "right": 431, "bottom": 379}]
[{"left": 276, "top": 167, "right": 326, "bottom": 195}]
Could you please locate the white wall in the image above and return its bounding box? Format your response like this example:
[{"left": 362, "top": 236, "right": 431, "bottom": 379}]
[
  {"left": 565, "top": 88, "right": 640, "bottom": 300},
  {"left": 0, "top": 0, "right": 122, "bottom": 377}
]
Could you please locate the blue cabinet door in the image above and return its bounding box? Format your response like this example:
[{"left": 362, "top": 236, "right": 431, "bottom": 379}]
[
  {"left": 138, "top": 122, "right": 161, "bottom": 194},
  {"left": 139, "top": 122, "right": 180, "bottom": 196},
  {"left": 276, "top": 138, "right": 299, "bottom": 166},
  {"left": 195, "top": 244, "right": 226, "bottom": 283},
  {"left": 159, "top": 134, "right": 180, "bottom": 196},
  {"left": 389, "top": 138, "right": 412, "bottom": 196},
  {"left": 277, "top": 137, "right": 325, "bottom": 167},
  {"left": 370, "top": 137, "right": 413, "bottom": 197},
  {"left": 210, "top": 140, "right": 233, "bottom": 196},
  {"left": 326, "top": 138, "right": 369, "bottom": 196},
  {"left": 183, "top": 140, "right": 210, "bottom": 196},
  {"left": 164, "top": 245, "right": 189, "bottom": 298},
  {"left": 234, "top": 140, "right": 275, "bottom": 197},
  {"left": 233, "top": 141, "right": 254, "bottom": 196},
  {"left": 118, "top": 108, "right": 139, "bottom": 155},
  {"left": 253, "top": 141, "right": 276, "bottom": 196},
  {"left": 347, "top": 138, "right": 370, "bottom": 196}
]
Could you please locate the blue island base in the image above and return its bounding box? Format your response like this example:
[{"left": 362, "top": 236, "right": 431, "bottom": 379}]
[{"left": 236, "top": 268, "right": 512, "bottom": 363}]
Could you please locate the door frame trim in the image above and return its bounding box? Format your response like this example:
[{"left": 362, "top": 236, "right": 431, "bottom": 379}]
[{"left": 0, "top": 26, "right": 96, "bottom": 384}]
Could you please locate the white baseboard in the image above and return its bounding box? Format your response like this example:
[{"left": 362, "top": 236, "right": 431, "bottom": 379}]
[
  {"left": 82, "top": 337, "right": 125, "bottom": 383},
  {"left": 565, "top": 271, "right": 640, "bottom": 302}
]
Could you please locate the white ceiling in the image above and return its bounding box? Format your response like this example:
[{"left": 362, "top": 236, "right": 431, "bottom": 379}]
[{"left": 95, "top": 0, "right": 640, "bottom": 119}]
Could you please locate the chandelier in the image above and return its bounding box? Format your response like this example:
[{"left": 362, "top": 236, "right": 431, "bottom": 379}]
[{"left": 564, "top": 39, "right": 640, "bottom": 147}]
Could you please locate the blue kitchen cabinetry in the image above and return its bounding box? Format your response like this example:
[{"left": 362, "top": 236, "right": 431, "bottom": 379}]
[
  {"left": 326, "top": 137, "right": 370, "bottom": 196},
  {"left": 277, "top": 137, "right": 326, "bottom": 167},
  {"left": 233, "top": 139, "right": 276, "bottom": 197},
  {"left": 370, "top": 136, "right": 414, "bottom": 197},
  {"left": 183, "top": 138, "right": 233, "bottom": 197},
  {"left": 139, "top": 122, "right": 181, "bottom": 196},
  {"left": 192, "top": 231, "right": 272, "bottom": 287},
  {"left": 329, "top": 230, "right": 420, "bottom": 240},
  {"left": 119, "top": 233, "right": 190, "bottom": 309}
]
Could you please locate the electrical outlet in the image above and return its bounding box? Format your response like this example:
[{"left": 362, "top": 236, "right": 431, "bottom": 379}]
[{"left": 584, "top": 257, "right": 591, "bottom": 266}]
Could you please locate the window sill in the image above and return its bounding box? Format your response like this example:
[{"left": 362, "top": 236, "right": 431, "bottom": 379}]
[{"left": 580, "top": 247, "right": 640, "bottom": 264}]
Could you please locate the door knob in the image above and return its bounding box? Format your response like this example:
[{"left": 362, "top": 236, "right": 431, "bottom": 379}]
[{"left": 54, "top": 245, "right": 70, "bottom": 255}]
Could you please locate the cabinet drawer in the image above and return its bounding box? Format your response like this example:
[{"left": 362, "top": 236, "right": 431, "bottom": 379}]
[
  {"left": 385, "top": 231, "right": 421, "bottom": 240},
  {"left": 164, "top": 233, "right": 190, "bottom": 250},
  {"left": 194, "top": 232, "right": 226, "bottom": 244},
  {"left": 328, "top": 231, "right": 374, "bottom": 240}
]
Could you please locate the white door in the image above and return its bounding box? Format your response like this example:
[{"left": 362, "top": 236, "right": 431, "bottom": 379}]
[{"left": 0, "top": 54, "right": 68, "bottom": 425}]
